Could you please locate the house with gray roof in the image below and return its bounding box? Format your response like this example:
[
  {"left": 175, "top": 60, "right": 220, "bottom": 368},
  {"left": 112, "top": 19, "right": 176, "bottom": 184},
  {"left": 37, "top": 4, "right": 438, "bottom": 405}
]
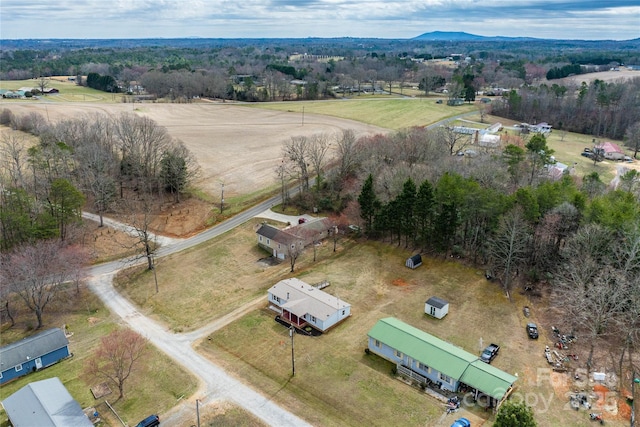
[
  {"left": 268, "top": 278, "right": 351, "bottom": 332},
  {"left": 2, "top": 377, "right": 92, "bottom": 427},
  {"left": 256, "top": 217, "right": 334, "bottom": 260},
  {"left": 0, "top": 328, "right": 70, "bottom": 385}
]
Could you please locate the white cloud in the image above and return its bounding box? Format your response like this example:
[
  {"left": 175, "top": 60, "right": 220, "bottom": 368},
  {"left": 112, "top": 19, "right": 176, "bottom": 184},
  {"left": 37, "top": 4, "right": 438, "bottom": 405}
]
[{"left": 0, "top": 0, "right": 637, "bottom": 39}]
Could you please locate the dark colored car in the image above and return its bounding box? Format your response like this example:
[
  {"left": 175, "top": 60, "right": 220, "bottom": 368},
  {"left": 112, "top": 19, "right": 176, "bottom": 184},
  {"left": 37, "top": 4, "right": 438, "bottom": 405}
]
[
  {"left": 451, "top": 417, "right": 471, "bottom": 427},
  {"left": 581, "top": 151, "right": 593, "bottom": 158},
  {"left": 527, "top": 323, "right": 539, "bottom": 339},
  {"left": 136, "top": 415, "right": 160, "bottom": 427},
  {"left": 480, "top": 343, "right": 500, "bottom": 363}
]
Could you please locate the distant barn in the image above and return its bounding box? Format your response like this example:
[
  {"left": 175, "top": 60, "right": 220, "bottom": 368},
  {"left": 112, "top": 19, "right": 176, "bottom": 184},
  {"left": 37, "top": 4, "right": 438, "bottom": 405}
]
[{"left": 405, "top": 254, "right": 422, "bottom": 269}]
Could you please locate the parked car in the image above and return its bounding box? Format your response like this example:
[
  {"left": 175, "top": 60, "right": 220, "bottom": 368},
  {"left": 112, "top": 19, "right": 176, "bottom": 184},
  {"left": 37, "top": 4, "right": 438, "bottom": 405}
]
[
  {"left": 527, "top": 323, "right": 539, "bottom": 339},
  {"left": 480, "top": 343, "right": 500, "bottom": 363},
  {"left": 451, "top": 418, "right": 471, "bottom": 427},
  {"left": 136, "top": 415, "right": 160, "bottom": 427},
  {"left": 581, "top": 151, "right": 594, "bottom": 158}
]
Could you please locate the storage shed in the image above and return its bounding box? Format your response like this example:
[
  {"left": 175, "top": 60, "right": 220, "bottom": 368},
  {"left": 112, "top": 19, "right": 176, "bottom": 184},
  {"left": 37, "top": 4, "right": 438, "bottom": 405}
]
[
  {"left": 405, "top": 254, "right": 422, "bottom": 269},
  {"left": 425, "top": 296, "right": 449, "bottom": 319}
]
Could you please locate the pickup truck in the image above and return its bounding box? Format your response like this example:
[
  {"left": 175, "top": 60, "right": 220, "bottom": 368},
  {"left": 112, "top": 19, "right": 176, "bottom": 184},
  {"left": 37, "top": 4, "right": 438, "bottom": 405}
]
[{"left": 481, "top": 343, "right": 500, "bottom": 363}]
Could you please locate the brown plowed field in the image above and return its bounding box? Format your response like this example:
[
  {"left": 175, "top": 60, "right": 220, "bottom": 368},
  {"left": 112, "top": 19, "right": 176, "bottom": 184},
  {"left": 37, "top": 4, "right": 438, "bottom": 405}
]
[{"left": 2, "top": 101, "right": 388, "bottom": 198}]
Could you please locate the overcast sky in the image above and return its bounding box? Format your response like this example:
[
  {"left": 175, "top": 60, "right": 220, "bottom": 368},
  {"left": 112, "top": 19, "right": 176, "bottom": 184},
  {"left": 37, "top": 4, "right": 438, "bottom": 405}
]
[{"left": 1, "top": 0, "right": 638, "bottom": 41}]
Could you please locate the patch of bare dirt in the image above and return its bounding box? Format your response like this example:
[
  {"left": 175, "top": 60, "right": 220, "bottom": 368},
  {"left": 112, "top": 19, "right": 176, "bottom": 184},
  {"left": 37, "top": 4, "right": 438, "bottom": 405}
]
[{"left": 149, "top": 197, "right": 214, "bottom": 238}]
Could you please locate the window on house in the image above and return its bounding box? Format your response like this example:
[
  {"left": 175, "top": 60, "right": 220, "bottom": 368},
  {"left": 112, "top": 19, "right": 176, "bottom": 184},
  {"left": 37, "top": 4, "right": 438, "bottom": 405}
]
[
  {"left": 439, "top": 373, "right": 452, "bottom": 384},
  {"left": 395, "top": 350, "right": 403, "bottom": 358},
  {"left": 419, "top": 363, "right": 431, "bottom": 373},
  {"left": 15, "top": 364, "right": 22, "bottom": 372},
  {"left": 266, "top": 238, "right": 270, "bottom": 245},
  {"left": 374, "top": 340, "right": 381, "bottom": 348},
  {"left": 291, "top": 244, "right": 295, "bottom": 249},
  {"left": 311, "top": 315, "right": 316, "bottom": 322},
  {"left": 259, "top": 236, "right": 263, "bottom": 242},
  {"left": 342, "top": 310, "right": 345, "bottom": 315},
  {"left": 430, "top": 306, "right": 436, "bottom": 316},
  {"left": 278, "top": 244, "right": 281, "bottom": 249}
]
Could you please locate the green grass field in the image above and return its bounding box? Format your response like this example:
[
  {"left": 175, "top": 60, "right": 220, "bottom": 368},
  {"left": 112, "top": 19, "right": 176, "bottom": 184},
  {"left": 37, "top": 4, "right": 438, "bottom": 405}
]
[
  {"left": 0, "top": 78, "right": 127, "bottom": 103},
  {"left": 248, "top": 97, "right": 476, "bottom": 130}
]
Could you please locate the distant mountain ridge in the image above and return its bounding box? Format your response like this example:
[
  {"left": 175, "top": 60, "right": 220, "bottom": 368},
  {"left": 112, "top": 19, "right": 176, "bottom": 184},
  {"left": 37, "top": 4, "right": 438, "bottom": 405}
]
[
  {"left": 413, "top": 31, "right": 543, "bottom": 42},
  {"left": 412, "top": 31, "right": 640, "bottom": 42}
]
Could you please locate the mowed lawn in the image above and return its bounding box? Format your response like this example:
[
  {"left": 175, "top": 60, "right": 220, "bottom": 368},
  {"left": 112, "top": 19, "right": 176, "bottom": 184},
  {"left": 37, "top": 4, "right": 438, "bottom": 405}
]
[
  {"left": 0, "top": 288, "right": 198, "bottom": 427},
  {"left": 249, "top": 98, "right": 476, "bottom": 130},
  {"left": 114, "top": 216, "right": 624, "bottom": 426}
]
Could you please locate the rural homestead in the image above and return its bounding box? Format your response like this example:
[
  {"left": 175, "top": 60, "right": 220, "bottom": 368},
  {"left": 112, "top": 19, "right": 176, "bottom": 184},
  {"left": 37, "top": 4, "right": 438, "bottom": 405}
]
[
  {"left": 367, "top": 317, "right": 517, "bottom": 410},
  {"left": 257, "top": 218, "right": 335, "bottom": 259},
  {"left": 267, "top": 278, "right": 351, "bottom": 333}
]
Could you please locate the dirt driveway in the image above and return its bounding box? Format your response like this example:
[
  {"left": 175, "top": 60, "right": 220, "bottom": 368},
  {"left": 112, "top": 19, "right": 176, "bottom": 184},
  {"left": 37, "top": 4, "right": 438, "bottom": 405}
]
[{"left": 1, "top": 101, "right": 388, "bottom": 199}]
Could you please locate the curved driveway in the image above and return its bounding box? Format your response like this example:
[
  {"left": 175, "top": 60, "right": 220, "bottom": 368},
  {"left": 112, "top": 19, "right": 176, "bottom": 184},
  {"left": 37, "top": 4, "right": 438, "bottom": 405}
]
[{"left": 87, "top": 192, "right": 311, "bottom": 427}]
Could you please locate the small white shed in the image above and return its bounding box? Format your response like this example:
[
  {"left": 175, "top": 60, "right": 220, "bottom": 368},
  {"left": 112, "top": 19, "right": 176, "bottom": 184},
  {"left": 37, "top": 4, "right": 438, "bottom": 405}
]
[{"left": 425, "top": 296, "right": 449, "bottom": 319}]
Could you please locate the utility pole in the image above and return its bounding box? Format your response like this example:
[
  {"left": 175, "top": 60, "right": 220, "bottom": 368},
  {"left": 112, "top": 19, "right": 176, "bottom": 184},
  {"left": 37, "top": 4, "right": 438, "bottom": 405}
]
[
  {"left": 152, "top": 255, "right": 158, "bottom": 294},
  {"left": 302, "top": 106, "right": 305, "bottom": 126},
  {"left": 289, "top": 325, "right": 295, "bottom": 376},
  {"left": 632, "top": 371, "right": 640, "bottom": 427},
  {"left": 220, "top": 183, "right": 224, "bottom": 213},
  {"left": 196, "top": 399, "right": 201, "bottom": 427}
]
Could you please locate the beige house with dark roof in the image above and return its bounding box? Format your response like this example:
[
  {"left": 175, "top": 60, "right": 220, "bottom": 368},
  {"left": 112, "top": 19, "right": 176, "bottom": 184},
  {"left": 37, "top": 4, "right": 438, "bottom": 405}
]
[
  {"left": 256, "top": 217, "right": 334, "bottom": 259},
  {"left": 268, "top": 278, "right": 351, "bottom": 332}
]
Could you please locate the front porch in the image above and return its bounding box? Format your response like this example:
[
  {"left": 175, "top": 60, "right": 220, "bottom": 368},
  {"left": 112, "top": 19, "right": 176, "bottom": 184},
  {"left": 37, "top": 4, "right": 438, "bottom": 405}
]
[{"left": 281, "top": 310, "right": 307, "bottom": 328}]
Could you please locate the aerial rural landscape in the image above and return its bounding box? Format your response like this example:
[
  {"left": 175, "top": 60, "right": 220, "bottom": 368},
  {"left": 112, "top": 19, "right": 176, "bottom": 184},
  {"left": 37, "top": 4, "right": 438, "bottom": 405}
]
[{"left": 1, "top": 2, "right": 640, "bottom": 427}]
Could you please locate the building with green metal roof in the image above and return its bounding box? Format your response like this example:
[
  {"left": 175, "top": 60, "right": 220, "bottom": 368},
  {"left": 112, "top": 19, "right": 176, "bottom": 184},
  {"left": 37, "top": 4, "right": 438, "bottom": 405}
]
[{"left": 367, "top": 317, "right": 517, "bottom": 408}]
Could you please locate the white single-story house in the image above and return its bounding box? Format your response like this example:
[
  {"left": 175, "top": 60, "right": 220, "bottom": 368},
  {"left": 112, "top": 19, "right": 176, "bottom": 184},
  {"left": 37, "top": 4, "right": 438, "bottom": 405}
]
[
  {"left": 425, "top": 296, "right": 449, "bottom": 319},
  {"left": 256, "top": 217, "right": 334, "bottom": 260},
  {"left": 1, "top": 377, "right": 93, "bottom": 427},
  {"left": 268, "top": 278, "right": 351, "bottom": 332},
  {"left": 367, "top": 317, "right": 517, "bottom": 410}
]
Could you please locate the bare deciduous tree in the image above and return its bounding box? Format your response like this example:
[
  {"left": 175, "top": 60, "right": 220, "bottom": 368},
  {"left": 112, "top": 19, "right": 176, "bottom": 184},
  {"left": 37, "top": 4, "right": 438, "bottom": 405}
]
[
  {"left": 3, "top": 240, "right": 88, "bottom": 329},
  {"left": 487, "top": 209, "right": 531, "bottom": 299},
  {"left": 287, "top": 240, "right": 303, "bottom": 273},
  {"left": 307, "top": 133, "right": 331, "bottom": 191},
  {"left": 85, "top": 329, "right": 147, "bottom": 401},
  {"left": 0, "top": 132, "right": 28, "bottom": 188},
  {"left": 283, "top": 136, "right": 311, "bottom": 192},
  {"left": 553, "top": 224, "right": 624, "bottom": 372},
  {"left": 114, "top": 114, "right": 173, "bottom": 195},
  {"left": 435, "top": 126, "right": 470, "bottom": 156}
]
